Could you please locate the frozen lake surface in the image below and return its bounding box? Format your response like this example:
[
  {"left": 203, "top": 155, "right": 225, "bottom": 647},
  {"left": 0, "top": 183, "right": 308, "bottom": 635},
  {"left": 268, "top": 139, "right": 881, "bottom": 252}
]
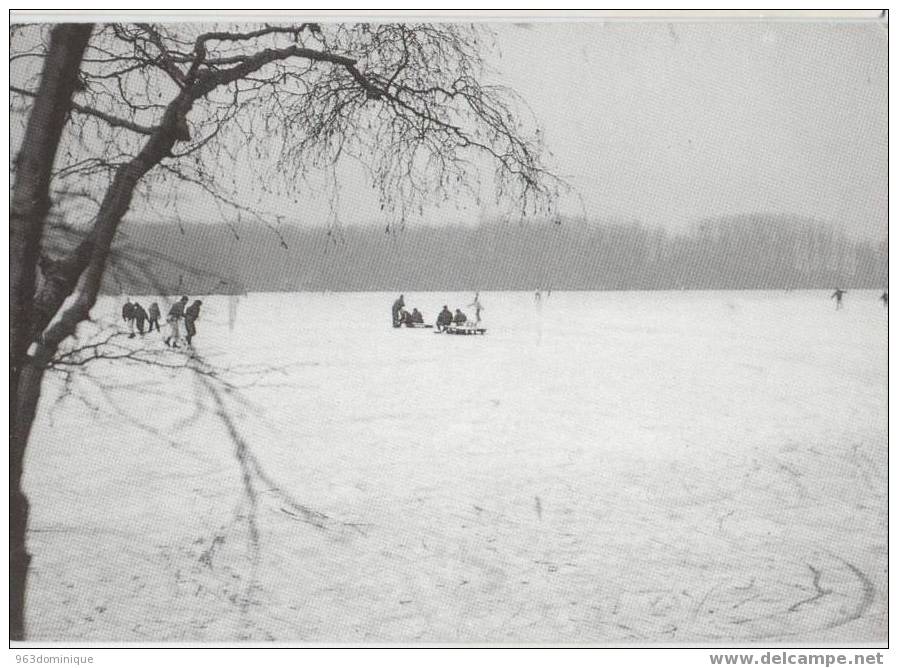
[{"left": 24, "top": 290, "right": 887, "bottom": 644}]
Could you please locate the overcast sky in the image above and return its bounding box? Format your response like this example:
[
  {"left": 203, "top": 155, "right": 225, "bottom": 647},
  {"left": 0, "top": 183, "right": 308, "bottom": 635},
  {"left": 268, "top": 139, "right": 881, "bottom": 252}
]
[
  {"left": 274, "top": 19, "right": 886, "bottom": 241},
  {"left": 489, "top": 20, "right": 887, "bottom": 241}
]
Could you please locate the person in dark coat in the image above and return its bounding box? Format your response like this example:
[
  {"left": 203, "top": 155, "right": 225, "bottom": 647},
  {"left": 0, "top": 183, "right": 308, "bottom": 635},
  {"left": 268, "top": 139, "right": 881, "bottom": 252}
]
[
  {"left": 164, "top": 296, "right": 189, "bottom": 347},
  {"left": 132, "top": 302, "right": 148, "bottom": 336},
  {"left": 411, "top": 308, "right": 424, "bottom": 324},
  {"left": 391, "top": 294, "right": 405, "bottom": 327},
  {"left": 436, "top": 305, "right": 452, "bottom": 332},
  {"left": 184, "top": 299, "right": 202, "bottom": 346},
  {"left": 831, "top": 288, "right": 846, "bottom": 310},
  {"left": 453, "top": 309, "right": 468, "bottom": 325},
  {"left": 122, "top": 299, "right": 135, "bottom": 336},
  {"left": 147, "top": 302, "right": 162, "bottom": 332},
  {"left": 880, "top": 291, "right": 888, "bottom": 308}
]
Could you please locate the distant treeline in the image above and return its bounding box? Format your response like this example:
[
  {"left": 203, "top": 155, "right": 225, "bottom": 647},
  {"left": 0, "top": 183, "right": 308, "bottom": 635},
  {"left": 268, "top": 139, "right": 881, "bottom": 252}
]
[{"left": 103, "top": 214, "right": 887, "bottom": 294}]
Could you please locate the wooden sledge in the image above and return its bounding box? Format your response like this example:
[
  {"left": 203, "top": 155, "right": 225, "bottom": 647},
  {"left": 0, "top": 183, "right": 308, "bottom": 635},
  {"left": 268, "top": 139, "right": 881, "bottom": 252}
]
[{"left": 441, "top": 325, "right": 487, "bottom": 335}]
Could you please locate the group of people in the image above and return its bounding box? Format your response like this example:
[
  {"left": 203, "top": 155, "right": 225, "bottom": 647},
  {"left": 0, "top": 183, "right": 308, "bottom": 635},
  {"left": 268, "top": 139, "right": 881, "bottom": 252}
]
[
  {"left": 391, "top": 295, "right": 422, "bottom": 327},
  {"left": 435, "top": 306, "right": 471, "bottom": 331},
  {"left": 122, "top": 296, "right": 203, "bottom": 348},
  {"left": 121, "top": 300, "right": 161, "bottom": 337},
  {"left": 397, "top": 307, "right": 426, "bottom": 327},
  {"left": 391, "top": 293, "right": 484, "bottom": 331}
]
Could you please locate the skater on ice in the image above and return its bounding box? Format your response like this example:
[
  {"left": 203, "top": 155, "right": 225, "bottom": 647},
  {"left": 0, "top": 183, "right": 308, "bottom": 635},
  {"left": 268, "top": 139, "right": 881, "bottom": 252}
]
[
  {"left": 391, "top": 294, "right": 405, "bottom": 327},
  {"left": 164, "top": 296, "right": 189, "bottom": 347},
  {"left": 147, "top": 302, "right": 162, "bottom": 332},
  {"left": 831, "top": 288, "right": 846, "bottom": 310},
  {"left": 468, "top": 292, "right": 484, "bottom": 325},
  {"left": 184, "top": 299, "right": 202, "bottom": 347}
]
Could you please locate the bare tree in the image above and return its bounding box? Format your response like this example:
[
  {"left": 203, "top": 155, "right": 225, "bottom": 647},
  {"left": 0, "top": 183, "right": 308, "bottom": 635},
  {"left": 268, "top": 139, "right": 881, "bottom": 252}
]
[{"left": 9, "top": 20, "right": 560, "bottom": 638}]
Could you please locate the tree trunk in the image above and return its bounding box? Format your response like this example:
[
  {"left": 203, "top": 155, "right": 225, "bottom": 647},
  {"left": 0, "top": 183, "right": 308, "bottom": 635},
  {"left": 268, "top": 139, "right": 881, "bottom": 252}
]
[
  {"left": 10, "top": 39, "right": 197, "bottom": 643},
  {"left": 10, "top": 23, "right": 92, "bottom": 641}
]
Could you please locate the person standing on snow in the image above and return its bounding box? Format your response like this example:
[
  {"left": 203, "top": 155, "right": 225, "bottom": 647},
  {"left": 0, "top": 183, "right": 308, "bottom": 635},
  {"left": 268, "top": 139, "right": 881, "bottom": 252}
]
[
  {"left": 164, "top": 296, "right": 189, "bottom": 347},
  {"left": 831, "top": 288, "right": 846, "bottom": 310},
  {"left": 122, "top": 299, "right": 135, "bottom": 336},
  {"left": 132, "top": 302, "right": 148, "bottom": 336},
  {"left": 184, "top": 299, "right": 202, "bottom": 346},
  {"left": 147, "top": 302, "right": 162, "bottom": 332},
  {"left": 391, "top": 294, "right": 405, "bottom": 327},
  {"left": 468, "top": 292, "right": 484, "bottom": 325}
]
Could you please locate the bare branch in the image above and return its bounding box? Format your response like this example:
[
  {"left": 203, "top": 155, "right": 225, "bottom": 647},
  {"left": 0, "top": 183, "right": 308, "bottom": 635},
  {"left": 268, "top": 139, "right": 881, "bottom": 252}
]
[
  {"left": 135, "top": 23, "right": 186, "bottom": 86},
  {"left": 10, "top": 84, "right": 158, "bottom": 135}
]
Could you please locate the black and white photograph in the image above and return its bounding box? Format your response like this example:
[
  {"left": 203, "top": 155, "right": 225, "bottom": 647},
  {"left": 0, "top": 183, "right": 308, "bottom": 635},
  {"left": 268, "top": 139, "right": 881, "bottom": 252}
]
[{"left": 8, "top": 9, "right": 888, "bottom": 655}]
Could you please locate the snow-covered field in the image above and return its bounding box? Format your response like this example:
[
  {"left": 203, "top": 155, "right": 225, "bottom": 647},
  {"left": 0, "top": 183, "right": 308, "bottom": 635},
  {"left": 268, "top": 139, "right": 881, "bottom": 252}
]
[{"left": 23, "top": 290, "right": 887, "bottom": 645}]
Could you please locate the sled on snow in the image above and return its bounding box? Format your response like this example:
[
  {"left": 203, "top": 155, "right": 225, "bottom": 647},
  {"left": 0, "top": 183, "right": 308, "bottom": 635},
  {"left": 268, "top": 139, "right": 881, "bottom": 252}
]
[{"left": 438, "top": 325, "right": 487, "bottom": 335}]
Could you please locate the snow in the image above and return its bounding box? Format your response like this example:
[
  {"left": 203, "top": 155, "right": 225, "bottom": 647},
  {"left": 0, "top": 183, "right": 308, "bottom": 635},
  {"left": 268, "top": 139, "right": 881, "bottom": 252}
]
[{"left": 23, "top": 290, "right": 887, "bottom": 644}]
